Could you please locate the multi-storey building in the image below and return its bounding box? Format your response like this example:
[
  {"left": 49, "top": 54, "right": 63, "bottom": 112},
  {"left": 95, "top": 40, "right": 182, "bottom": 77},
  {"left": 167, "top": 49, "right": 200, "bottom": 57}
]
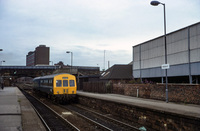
[
  {"left": 26, "top": 51, "right": 35, "bottom": 66},
  {"left": 26, "top": 45, "right": 49, "bottom": 66}
]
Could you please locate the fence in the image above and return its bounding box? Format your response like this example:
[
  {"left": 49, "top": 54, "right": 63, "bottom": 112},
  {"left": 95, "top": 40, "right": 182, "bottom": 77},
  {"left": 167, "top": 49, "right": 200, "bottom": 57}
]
[{"left": 82, "top": 81, "right": 112, "bottom": 93}]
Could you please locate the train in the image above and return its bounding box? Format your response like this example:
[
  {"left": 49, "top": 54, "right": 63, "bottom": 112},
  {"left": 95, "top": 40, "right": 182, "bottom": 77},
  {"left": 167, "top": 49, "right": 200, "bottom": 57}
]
[{"left": 33, "top": 73, "right": 77, "bottom": 103}]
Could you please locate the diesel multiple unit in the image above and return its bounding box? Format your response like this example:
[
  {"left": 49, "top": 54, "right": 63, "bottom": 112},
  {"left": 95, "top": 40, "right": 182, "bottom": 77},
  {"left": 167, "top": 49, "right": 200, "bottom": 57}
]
[{"left": 33, "top": 73, "right": 77, "bottom": 103}]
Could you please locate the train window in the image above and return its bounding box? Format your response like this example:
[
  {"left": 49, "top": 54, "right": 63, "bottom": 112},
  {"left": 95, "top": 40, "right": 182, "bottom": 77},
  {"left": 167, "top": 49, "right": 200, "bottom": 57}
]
[
  {"left": 44, "top": 80, "right": 48, "bottom": 86},
  {"left": 49, "top": 79, "right": 52, "bottom": 84},
  {"left": 49, "top": 79, "right": 53, "bottom": 86},
  {"left": 63, "top": 80, "right": 68, "bottom": 87},
  {"left": 69, "top": 80, "right": 75, "bottom": 87},
  {"left": 56, "top": 80, "right": 62, "bottom": 87}
]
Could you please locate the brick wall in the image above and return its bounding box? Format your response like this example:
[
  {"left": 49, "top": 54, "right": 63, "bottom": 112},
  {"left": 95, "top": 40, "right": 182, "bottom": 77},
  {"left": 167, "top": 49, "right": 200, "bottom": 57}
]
[
  {"left": 78, "top": 96, "right": 200, "bottom": 131},
  {"left": 113, "top": 84, "right": 200, "bottom": 104}
]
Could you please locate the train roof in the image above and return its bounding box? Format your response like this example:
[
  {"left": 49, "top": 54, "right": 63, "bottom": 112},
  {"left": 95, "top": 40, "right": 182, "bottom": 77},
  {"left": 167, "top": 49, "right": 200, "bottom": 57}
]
[{"left": 33, "top": 73, "right": 72, "bottom": 80}]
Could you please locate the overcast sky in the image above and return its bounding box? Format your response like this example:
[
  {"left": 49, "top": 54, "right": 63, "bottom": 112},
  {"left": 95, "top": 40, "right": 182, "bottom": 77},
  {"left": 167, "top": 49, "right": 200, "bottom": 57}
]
[{"left": 0, "top": 0, "right": 199, "bottom": 70}]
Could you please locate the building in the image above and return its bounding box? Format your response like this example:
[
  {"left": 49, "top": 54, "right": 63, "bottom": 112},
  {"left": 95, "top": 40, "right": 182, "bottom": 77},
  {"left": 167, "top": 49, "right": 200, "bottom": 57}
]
[
  {"left": 132, "top": 22, "right": 200, "bottom": 84},
  {"left": 26, "top": 51, "right": 35, "bottom": 66},
  {"left": 26, "top": 45, "right": 49, "bottom": 66},
  {"left": 101, "top": 64, "right": 133, "bottom": 83},
  {"left": 35, "top": 45, "right": 49, "bottom": 65}
]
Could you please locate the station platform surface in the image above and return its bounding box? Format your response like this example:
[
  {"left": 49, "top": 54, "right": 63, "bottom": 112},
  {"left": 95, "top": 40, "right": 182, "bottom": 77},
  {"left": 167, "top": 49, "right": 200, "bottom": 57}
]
[
  {"left": 0, "top": 87, "right": 46, "bottom": 131},
  {"left": 77, "top": 91, "right": 200, "bottom": 119}
]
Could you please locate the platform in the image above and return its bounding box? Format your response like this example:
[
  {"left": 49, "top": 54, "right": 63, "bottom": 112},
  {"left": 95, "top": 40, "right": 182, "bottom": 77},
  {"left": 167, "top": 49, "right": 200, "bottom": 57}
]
[
  {"left": 77, "top": 91, "right": 200, "bottom": 118},
  {"left": 0, "top": 87, "right": 46, "bottom": 131}
]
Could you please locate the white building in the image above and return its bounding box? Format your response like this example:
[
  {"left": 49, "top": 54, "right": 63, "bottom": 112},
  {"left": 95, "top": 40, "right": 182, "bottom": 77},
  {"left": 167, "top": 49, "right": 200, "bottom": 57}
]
[{"left": 132, "top": 22, "right": 200, "bottom": 84}]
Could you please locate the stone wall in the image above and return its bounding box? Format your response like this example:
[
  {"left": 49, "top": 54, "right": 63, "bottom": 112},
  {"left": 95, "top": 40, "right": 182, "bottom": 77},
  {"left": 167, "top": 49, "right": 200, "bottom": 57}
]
[
  {"left": 78, "top": 96, "right": 200, "bottom": 131},
  {"left": 112, "top": 84, "right": 200, "bottom": 104}
]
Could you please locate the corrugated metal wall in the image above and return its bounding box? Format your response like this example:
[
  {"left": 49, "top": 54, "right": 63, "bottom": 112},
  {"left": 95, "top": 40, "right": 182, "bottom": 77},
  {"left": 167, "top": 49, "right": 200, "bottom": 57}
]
[
  {"left": 133, "top": 22, "right": 200, "bottom": 81},
  {"left": 141, "top": 38, "right": 164, "bottom": 69}
]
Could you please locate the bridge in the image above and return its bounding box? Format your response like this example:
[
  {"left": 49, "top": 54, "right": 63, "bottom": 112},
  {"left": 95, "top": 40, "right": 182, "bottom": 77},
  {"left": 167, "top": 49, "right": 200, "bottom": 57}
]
[
  {"left": 0, "top": 65, "right": 100, "bottom": 86},
  {"left": 0, "top": 66, "right": 59, "bottom": 86},
  {"left": 0, "top": 66, "right": 59, "bottom": 77}
]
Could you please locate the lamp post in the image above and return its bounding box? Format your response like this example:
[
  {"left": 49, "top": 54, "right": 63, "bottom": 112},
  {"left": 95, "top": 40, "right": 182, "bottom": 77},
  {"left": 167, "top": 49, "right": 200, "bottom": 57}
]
[
  {"left": 1, "top": 60, "right": 5, "bottom": 66},
  {"left": 66, "top": 51, "right": 73, "bottom": 66},
  {"left": 49, "top": 61, "right": 53, "bottom": 65},
  {"left": 151, "top": 1, "right": 168, "bottom": 103},
  {"left": 66, "top": 51, "right": 73, "bottom": 73},
  {"left": 104, "top": 50, "right": 106, "bottom": 71}
]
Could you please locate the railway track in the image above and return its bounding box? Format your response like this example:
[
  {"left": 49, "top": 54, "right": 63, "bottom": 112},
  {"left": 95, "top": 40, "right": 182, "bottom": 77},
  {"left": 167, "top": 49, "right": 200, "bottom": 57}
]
[
  {"left": 62, "top": 104, "right": 140, "bottom": 131},
  {"left": 19, "top": 85, "right": 140, "bottom": 131},
  {"left": 20, "top": 87, "right": 114, "bottom": 130},
  {"left": 20, "top": 89, "right": 79, "bottom": 131}
]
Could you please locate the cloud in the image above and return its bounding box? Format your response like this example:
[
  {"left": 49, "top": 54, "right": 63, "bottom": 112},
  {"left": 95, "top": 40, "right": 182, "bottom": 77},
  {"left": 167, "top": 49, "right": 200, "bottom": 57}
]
[{"left": 0, "top": 0, "right": 199, "bottom": 70}]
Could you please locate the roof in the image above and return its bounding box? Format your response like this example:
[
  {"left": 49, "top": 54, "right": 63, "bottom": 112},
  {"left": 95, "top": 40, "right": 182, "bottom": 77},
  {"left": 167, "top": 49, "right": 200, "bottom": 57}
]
[
  {"left": 0, "top": 66, "right": 59, "bottom": 70},
  {"left": 33, "top": 73, "right": 71, "bottom": 80},
  {"left": 100, "top": 65, "right": 133, "bottom": 80},
  {"left": 132, "top": 21, "right": 200, "bottom": 48}
]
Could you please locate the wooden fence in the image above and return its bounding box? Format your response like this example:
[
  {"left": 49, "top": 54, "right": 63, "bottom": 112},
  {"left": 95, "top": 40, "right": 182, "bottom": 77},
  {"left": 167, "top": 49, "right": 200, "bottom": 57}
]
[{"left": 82, "top": 81, "right": 112, "bottom": 93}]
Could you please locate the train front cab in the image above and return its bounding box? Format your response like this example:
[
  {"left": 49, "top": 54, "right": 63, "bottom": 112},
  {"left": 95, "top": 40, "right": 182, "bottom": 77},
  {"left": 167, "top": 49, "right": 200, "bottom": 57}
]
[{"left": 53, "top": 74, "right": 77, "bottom": 96}]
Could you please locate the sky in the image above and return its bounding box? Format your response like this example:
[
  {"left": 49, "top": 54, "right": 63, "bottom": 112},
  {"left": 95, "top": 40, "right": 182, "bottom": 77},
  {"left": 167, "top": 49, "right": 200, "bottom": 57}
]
[{"left": 0, "top": 0, "right": 199, "bottom": 70}]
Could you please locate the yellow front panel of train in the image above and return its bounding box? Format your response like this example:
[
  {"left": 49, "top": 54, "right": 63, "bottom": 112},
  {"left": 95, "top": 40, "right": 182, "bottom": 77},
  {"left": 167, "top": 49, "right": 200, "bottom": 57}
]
[{"left": 53, "top": 74, "right": 77, "bottom": 95}]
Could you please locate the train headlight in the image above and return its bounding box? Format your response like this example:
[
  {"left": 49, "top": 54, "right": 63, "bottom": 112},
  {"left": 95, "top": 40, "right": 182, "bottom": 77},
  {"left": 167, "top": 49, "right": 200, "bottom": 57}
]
[
  {"left": 72, "top": 91, "right": 74, "bottom": 94},
  {"left": 57, "top": 91, "right": 59, "bottom": 94}
]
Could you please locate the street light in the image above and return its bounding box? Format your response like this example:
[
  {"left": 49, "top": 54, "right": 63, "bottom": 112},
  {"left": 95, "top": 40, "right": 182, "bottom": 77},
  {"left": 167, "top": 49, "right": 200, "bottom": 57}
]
[
  {"left": 49, "top": 61, "right": 53, "bottom": 65},
  {"left": 150, "top": 1, "right": 168, "bottom": 103},
  {"left": 66, "top": 51, "right": 73, "bottom": 66},
  {"left": 66, "top": 51, "right": 73, "bottom": 73},
  {"left": 104, "top": 50, "right": 106, "bottom": 71},
  {"left": 1, "top": 60, "right": 5, "bottom": 65},
  {"left": 0, "top": 49, "right": 3, "bottom": 51}
]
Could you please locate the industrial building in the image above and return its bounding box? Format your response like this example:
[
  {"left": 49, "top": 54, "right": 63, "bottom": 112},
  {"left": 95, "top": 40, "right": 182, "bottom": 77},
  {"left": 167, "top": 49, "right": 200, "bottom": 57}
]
[
  {"left": 132, "top": 22, "right": 200, "bottom": 84},
  {"left": 26, "top": 45, "right": 49, "bottom": 66}
]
